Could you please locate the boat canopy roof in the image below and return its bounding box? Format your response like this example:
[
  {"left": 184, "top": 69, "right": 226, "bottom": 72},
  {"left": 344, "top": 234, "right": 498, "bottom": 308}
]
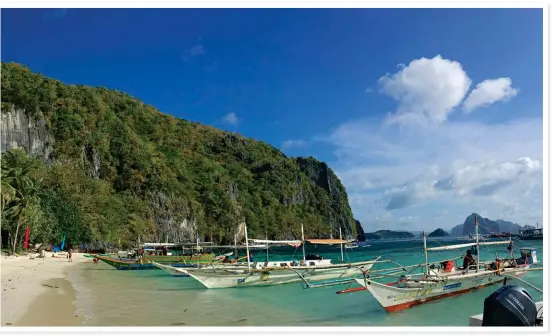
[
  {"left": 305, "top": 239, "right": 354, "bottom": 245},
  {"left": 425, "top": 240, "right": 510, "bottom": 252},
  {"left": 139, "top": 243, "right": 178, "bottom": 247},
  {"left": 249, "top": 239, "right": 302, "bottom": 245}
]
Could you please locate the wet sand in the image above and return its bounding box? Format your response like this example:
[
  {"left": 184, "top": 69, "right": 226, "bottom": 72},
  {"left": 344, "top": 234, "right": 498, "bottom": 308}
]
[{"left": 1, "top": 252, "right": 88, "bottom": 326}]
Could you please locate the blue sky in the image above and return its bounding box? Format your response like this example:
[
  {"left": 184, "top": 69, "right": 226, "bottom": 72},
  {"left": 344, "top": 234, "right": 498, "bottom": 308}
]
[{"left": 1, "top": 8, "right": 543, "bottom": 231}]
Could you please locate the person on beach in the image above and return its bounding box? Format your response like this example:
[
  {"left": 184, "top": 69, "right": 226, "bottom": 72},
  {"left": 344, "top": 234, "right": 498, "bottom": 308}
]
[{"left": 68, "top": 249, "right": 73, "bottom": 262}]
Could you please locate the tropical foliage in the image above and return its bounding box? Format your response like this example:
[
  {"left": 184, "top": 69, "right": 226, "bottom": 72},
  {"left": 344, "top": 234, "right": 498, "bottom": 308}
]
[{"left": 1, "top": 62, "right": 357, "bottom": 251}]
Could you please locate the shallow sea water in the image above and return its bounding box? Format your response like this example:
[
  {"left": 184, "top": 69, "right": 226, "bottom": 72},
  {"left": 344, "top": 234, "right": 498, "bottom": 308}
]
[{"left": 69, "top": 238, "right": 543, "bottom": 326}]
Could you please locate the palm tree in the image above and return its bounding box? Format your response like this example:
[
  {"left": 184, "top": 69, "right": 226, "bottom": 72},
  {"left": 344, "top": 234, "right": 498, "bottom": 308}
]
[{"left": 1, "top": 149, "right": 40, "bottom": 255}]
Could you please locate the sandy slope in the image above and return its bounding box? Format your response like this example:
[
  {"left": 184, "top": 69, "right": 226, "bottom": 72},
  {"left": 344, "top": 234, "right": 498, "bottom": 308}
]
[{"left": 1, "top": 252, "right": 88, "bottom": 326}]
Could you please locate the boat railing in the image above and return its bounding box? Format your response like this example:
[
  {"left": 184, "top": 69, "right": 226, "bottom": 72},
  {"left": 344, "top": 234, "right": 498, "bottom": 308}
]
[{"left": 299, "top": 256, "right": 465, "bottom": 289}]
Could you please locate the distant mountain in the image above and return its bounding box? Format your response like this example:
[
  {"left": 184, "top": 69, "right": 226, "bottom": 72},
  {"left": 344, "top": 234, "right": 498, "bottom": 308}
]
[
  {"left": 365, "top": 230, "right": 415, "bottom": 240},
  {"left": 449, "top": 214, "right": 526, "bottom": 236},
  {"left": 450, "top": 224, "right": 464, "bottom": 237},
  {"left": 461, "top": 213, "right": 499, "bottom": 235},
  {"left": 495, "top": 220, "right": 524, "bottom": 234},
  {"left": 428, "top": 228, "right": 449, "bottom": 237}
]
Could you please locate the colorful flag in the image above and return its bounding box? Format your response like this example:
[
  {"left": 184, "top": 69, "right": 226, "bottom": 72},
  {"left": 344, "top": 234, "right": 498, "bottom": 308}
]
[{"left": 24, "top": 227, "right": 30, "bottom": 249}]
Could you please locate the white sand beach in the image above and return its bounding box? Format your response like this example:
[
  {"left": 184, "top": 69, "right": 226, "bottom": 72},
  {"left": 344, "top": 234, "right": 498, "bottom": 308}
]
[{"left": 1, "top": 252, "right": 88, "bottom": 326}]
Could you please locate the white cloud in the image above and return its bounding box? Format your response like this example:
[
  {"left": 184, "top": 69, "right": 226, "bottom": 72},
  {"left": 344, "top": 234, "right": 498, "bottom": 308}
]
[
  {"left": 378, "top": 55, "right": 471, "bottom": 126},
  {"left": 282, "top": 139, "right": 307, "bottom": 149},
  {"left": 462, "top": 77, "right": 519, "bottom": 112},
  {"left": 323, "top": 55, "right": 541, "bottom": 232},
  {"left": 222, "top": 112, "right": 238, "bottom": 126},
  {"left": 183, "top": 44, "right": 206, "bottom": 61},
  {"left": 329, "top": 117, "right": 542, "bottom": 230}
]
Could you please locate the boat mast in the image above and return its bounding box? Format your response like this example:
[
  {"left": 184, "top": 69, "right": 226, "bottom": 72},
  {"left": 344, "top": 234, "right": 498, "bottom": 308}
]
[
  {"left": 423, "top": 231, "right": 429, "bottom": 276},
  {"left": 339, "top": 227, "right": 344, "bottom": 262},
  {"left": 196, "top": 231, "right": 200, "bottom": 268},
  {"left": 509, "top": 234, "right": 514, "bottom": 262},
  {"left": 475, "top": 215, "right": 479, "bottom": 273},
  {"left": 301, "top": 223, "right": 306, "bottom": 263},
  {"left": 245, "top": 222, "right": 251, "bottom": 272},
  {"left": 265, "top": 228, "right": 269, "bottom": 262},
  {"left": 234, "top": 225, "right": 238, "bottom": 260}
]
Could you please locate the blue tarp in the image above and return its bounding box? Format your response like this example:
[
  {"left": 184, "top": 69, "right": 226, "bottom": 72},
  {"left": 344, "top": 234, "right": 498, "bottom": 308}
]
[
  {"left": 53, "top": 245, "right": 60, "bottom": 253},
  {"left": 60, "top": 234, "right": 66, "bottom": 250}
]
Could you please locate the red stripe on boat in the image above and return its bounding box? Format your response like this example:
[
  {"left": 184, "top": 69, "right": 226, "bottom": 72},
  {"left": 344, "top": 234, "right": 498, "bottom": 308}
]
[
  {"left": 336, "top": 287, "right": 366, "bottom": 294},
  {"left": 383, "top": 279, "right": 504, "bottom": 312}
]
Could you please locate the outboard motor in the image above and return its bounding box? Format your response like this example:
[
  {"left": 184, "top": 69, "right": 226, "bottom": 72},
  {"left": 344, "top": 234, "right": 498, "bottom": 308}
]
[{"left": 482, "top": 285, "right": 537, "bottom": 326}]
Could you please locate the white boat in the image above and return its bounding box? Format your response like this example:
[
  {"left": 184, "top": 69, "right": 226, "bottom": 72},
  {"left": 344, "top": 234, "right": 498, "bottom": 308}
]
[
  {"left": 352, "top": 215, "right": 542, "bottom": 312},
  {"left": 154, "top": 224, "right": 382, "bottom": 289},
  {"left": 344, "top": 241, "right": 359, "bottom": 249},
  {"left": 161, "top": 257, "right": 381, "bottom": 288}
]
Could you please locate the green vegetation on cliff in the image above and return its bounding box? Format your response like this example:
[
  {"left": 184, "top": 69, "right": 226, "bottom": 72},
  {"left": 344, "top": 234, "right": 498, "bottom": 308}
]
[{"left": 0, "top": 62, "right": 357, "bottom": 251}]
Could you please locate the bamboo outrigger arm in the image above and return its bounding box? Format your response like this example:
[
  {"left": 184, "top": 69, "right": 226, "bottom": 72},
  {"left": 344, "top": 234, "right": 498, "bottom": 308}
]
[{"left": 502, "top": 268, "right": 544, "bottom": 293}]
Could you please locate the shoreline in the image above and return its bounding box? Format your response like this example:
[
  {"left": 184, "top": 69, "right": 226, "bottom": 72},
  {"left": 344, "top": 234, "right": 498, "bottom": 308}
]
[{"left": 1, "top": 252, "right": 88, "bottom": 326}]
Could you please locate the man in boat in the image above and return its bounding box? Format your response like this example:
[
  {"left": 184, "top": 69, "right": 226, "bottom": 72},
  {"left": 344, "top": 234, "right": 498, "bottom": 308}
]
[{"left": 463, "top": 249, "right": 476, "bottom": 269}]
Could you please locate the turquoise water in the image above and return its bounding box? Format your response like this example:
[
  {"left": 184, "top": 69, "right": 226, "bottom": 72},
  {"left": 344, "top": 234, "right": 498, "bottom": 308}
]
[{"left": 70, "top": 238, "right": 543, "bottom": 326}]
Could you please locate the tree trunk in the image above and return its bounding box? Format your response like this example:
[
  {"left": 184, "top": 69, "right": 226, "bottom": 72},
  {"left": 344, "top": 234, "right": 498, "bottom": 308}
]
[{"left": 12, "top": 214, "right": 22, "bottom": 256}]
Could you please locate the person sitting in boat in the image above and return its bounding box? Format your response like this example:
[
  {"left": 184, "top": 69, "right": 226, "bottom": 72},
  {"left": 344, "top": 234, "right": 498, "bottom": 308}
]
[
  {"left": 306, "top": 254, "right": 323, "bottom": 261},
  {"left": 462, "top": 249, "right": 476, "bottom": 269}
]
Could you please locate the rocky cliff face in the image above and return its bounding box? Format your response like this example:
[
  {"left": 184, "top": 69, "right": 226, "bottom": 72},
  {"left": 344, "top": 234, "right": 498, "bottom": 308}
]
[
  {"left": 296, "top": 157, "right": 357, "bottom": 239},
  {"left": 1, "top": 106, "right": 54, "bottom": 160},
  {"left": 355, "top": 220, "right": 366, "bottom": 241}
]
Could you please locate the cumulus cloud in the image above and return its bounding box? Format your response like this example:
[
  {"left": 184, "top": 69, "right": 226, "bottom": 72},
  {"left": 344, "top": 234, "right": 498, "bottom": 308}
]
[
  {"left": 379, "top": 55, "right": 471, "bottom": 126},
  {"left": 324, "top": 55, "right": 541, "bottom": 231},
  {"left": 282, "top": 139, "right": 307, "bottom": 149},
  {"left": 462, "top": 77, "right": 519, "bottom": 112},
  {"left": 222, "top": 112, "right": 238, "bottom": 126}
]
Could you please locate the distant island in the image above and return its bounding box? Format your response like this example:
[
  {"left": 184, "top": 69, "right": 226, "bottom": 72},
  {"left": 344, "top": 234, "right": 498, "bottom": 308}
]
[
  {"left": 449, "top": 213, "right": 533, "bottom": 236},
  {"left": 428, "top": 228, "right": 449, "bottom": 237},
  {"left": 365, "top": 230, "right": 415, "bottom": 240}
]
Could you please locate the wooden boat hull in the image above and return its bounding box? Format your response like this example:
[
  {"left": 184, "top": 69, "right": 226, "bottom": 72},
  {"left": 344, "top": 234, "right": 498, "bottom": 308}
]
[
  {"left": 143, "top": 254, "right": 216, "bottom": 264},
  {"left": 95, "top": 255, "right": 211, "bottom": 270},
  {"left": 183, "top": 259, "right": 380, "bottom": 289},
  {"left": 84, "top": 253, "right": 111, "bottom": 258},
  {"left": 151, "top": 262, "right": 191, "bottom": 277},
  {"left": 354, "top": 266, "right": 531, "bottom": 313},
  {"left": 519, "top": 236, "right": 543, "bottom": 240}
]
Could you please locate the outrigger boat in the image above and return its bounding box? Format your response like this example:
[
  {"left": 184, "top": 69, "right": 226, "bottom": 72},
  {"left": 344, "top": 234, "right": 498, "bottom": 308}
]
[
  {"left": 344, "top": 241, "right": 360, "bottom": 249},
  {"left": 347, "top": 215, "right": 542, "bottom": 312},
  {"left": 94, "top": 253, "right": 216, "bottom": 270},
  {"left": 153, "top": 224, "right": 382, "bottom": 288}
]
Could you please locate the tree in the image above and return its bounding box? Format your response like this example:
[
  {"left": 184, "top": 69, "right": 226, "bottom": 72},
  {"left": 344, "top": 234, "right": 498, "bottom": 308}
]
[{"left": 1, "top": 149, "right": 41, "bottom": 254}]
